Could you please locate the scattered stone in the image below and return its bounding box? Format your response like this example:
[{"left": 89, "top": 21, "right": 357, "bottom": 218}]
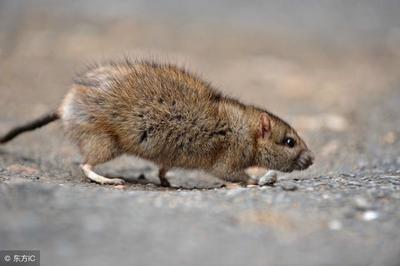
[
  {"left": 387, "top": 177, "right": 400, "bottom": 186},
  {"left": 347, "top": 181, "right": 362, "bottom": 186},
  {"left": 328, "top": 220, "right": 342, "bottom": 230},
  {"left": 279, "top": 181, "right": 298, "bottom": 191},
  {"left": 114, "top": 185, "right": 126, "bottom": 190},
  {"left": 353, "top": 196, "right": 372, "bottom": 210},
  {"left": 258, "top": 171, "right": 278, "bottom": 186},
  {"left": 340, "top": 172, "right": 356, "bottom": 178},
  {"left": 362, "top": 211, "right": 379, "bottom": 221},
  {"left": 6, "top": 164, "right": 39, "bottom": 176}
]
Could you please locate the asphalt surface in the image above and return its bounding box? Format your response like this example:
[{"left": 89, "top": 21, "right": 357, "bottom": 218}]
[{"left": 0, "top": 1, "right": 400, "bottom": 266}]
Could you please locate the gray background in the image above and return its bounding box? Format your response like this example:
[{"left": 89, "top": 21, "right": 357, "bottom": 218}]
[{"left": 0, "top": 1, "right": 400, "bottom": 265}]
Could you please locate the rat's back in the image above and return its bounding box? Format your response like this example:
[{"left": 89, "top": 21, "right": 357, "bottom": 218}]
[{"left": 60, "top": 60, "right": 231, "bottom": 169}]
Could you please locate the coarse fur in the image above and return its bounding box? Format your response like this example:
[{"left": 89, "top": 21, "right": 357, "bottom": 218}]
[{"left": 1, "top": 59, "right": 314, "bottom": 186}]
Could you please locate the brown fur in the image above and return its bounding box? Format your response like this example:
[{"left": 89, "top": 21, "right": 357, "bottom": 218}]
[
  {"left": 59, "top": 59, "right": 314, "bottom": 185},
  {"left": 1, "top": 59, "right": 314, "bottom": 186}
]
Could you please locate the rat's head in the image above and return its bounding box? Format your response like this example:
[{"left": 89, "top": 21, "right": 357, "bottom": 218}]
[{"left": 254, "top": 112, "right": 314, "bottom": 172}]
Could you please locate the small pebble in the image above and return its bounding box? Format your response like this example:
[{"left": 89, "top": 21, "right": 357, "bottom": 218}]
[
  {"left": 114, "top": 185, "right": 126, "bottom": 190},
  {"left": 258, "top": 171, "right": 278, "bottom": 186},
  {"left": 388, "top": 179, "right": 400, "bottom": 185},
  {"left": 340, "top": 173, "right": 356, "bottom": 178},
  {"left": 353, "top": 196, "right": 372, "bottom": 210},
  {"left": 279, "top": 181, "right": 297, "bottom": 191},
  {"left": 362, "top": 211, "right": 379, "bottom": 221},
  {"left": 347, "top": 181, "right": 361, "bottom": 186},
  {"left": 328, "top": 220, "right": 342, "bottom": 230}
]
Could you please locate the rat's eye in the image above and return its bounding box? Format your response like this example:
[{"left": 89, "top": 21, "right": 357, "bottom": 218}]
[{"left": 283, "top": 137, "right": 295, "bottom": 148}]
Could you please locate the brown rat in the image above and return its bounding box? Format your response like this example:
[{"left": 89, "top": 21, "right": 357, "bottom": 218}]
[{"left": 0, "top": 60, "right": 314, "bottom": 186}]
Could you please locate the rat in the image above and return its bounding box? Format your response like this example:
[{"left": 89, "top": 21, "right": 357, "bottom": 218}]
[{"left": 0, "top": 59, "right": 314, "bottom": 187}]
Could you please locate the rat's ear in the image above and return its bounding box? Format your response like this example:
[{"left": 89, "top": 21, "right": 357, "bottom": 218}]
[{"left": 257, "top": 113, "right": 271, "bottom": 139}]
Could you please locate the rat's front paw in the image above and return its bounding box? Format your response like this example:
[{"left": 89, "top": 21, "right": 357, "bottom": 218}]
[{"left": 258, "top": 170, "right": 278, "bottom": 186}]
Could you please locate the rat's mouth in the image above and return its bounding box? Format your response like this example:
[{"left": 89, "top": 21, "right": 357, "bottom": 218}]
[{"left": 294, "top": 150, "right": 314, "bottom": 170}]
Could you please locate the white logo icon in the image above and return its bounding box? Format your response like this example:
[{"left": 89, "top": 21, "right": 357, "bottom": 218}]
[{"left": 4, "top": 255, "right": 11, "bottom": 262}]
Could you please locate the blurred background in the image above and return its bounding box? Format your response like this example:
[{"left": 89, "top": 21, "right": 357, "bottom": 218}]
[
  {"left": 1, "top": 0, "right": 399, "bottom": 172},
  {"left": 1, "top": 1, "right": 400, "bottom": 266}
]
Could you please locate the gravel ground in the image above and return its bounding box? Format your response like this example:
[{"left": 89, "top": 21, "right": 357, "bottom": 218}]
[{"left": 0, "top": 1, "right": 400, "bottom": 265}]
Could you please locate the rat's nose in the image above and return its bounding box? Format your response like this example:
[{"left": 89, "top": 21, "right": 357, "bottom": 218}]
[{"left": 296, "top": 150, "right": 314, "bottom": 170}]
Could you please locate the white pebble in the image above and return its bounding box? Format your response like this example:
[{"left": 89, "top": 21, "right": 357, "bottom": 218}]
[
  {"left": 328, "top": 220, "right": 342, "bottom": 230},
  {"left": 362, "top": 211, "right": 379, "bottom": 221},
  {"left": 353, "top": 196, "right": 371, "bottom": 211}
]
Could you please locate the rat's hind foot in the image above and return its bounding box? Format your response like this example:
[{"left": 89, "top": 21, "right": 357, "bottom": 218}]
[
  {"left": 80, "top": 164, "right": 125, "bottom": 185},
  {"left": 158, "top": 167, "right": 171, "bottom": 187}
]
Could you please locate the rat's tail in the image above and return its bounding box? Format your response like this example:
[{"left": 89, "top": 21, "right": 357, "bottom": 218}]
[{"left": 0, "top": 111, "right": 60, "bottom": 144}]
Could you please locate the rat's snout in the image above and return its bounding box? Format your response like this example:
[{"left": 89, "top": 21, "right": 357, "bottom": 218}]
[{"left": 296, "top": 150, "right": 314, "bottom": 170}]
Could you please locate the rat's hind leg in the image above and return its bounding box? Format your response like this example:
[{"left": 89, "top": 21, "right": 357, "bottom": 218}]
[
  {"left": 158, "top": 167, "right": 171, "bottom": 187},
  {"left": 78, "top": 134, "right": 125, "bottom": 185}
]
